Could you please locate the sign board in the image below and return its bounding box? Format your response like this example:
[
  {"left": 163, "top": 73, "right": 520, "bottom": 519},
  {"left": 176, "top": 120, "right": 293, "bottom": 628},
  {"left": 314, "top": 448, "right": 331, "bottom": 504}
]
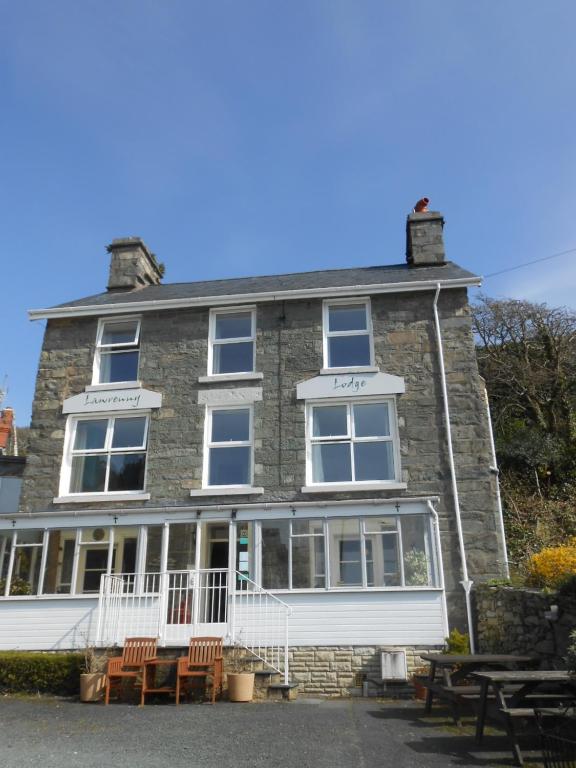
[
  {"left": 296, "top": 372, "right": 405, "bottom": 400},
  {"left": 198, "top": 387, "right": 263, "bottom": 405},
  {"left": 63, "top": 388, "right": 162, "bottom": 414}
]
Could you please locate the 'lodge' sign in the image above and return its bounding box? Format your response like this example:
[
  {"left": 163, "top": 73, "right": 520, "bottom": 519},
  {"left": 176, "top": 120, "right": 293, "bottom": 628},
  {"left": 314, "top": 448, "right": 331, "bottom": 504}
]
[{"left": 296, "top": 371, "right": 405, "bottom": 400}]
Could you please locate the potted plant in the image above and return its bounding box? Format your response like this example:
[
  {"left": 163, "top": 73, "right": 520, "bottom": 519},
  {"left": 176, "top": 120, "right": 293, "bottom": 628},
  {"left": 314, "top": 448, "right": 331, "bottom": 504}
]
[
  {"left": 226, "top": 646, "right": 255, "bottom": 703},
  {"left": 410, "top": 665, "right": 430, "bottom": 701},
  {"left": 80, "top": 643, "right": 105, "bottom": 703}
]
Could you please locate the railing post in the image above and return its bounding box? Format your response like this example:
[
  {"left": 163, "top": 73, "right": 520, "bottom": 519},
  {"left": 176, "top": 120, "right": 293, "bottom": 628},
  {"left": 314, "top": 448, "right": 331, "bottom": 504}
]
[
  {"left": 158, "top": 571, "right": 168, "bottom": 646},
  {"left": 284, "top": 609, "right": 289, "bottom": 685},
  {"left": 96, "top": 575, "right": 106, "bottom": 646},
  {"left": 230, "top": 573, "right": 237, "bottom": 644}
]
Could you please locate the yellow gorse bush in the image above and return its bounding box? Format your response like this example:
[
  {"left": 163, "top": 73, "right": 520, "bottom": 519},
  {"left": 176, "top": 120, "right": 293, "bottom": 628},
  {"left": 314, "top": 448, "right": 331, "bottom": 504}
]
[{"left": 525, "top": 537, "right": 576, "bottom": 589}]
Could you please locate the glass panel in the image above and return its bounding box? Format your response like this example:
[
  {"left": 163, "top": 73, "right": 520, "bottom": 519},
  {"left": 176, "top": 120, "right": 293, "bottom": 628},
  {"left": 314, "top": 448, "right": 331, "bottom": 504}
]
[
  {"left": 213, "top": 342, "right": 254, "bottom": 374},
  {"left": 99, "top": 351, "right": 139, "bottom": 383},
  {"left": 262, "top": 521, "right": 289, "bottom": 589},
  {"left": 145, "top": 526, "right": 163, "bottom": 573},
  {"left": 0, "top": 532, "right": 13, "bottom": 581},
  {"left": 353, "top": 403, "right": 390, "bottom": 437},
  {"left": 402, "top": 516, "right": 432, "bottom": 586},
  {"left": 292, "top": 534, "right": 325, "bottom": 589},
  {"left": 108, "top": 453, "right": 146, "bottom": 491},
  {"left": 73, "top": 420, "right": 107, "bottom": 451},
  {"left": 209, "top": 446, "right": 250, "bottom": 485},
  {"left": 328, "top": 304, "right": 367, "bottom": 332},
  {"left": 101, "top": 320, "right": 139, "bottom": 346},
  {"left": 79, "top": 527, "right": 110, "bottom": 544},
  {"left": 353, "top": 442, "right": 394, "bottom": 481},
  {"left": 236, "top": 522, "right": 253, "bottom": 584},
  {"left": 328, "top": 519, "right": 362, "bottom": 586},
  {"left": 214, "top": 312, "right": 252, "bottom": 340},
  {"left": 70, "top": 455, "right": 107, "bottom": 492},
  {"left": 364, "top": 517, "right": 396, "bottom": 534},
  {"left": 328, "top": 335, "right": 371, "bottom": 367},
  {"left": 81, "top": 548, "right": 109, "bottom": 593},
  {"left": 312, "top": 443, "right": 351, "bottom": 483},
  {"left": 312, "top": 405, "right": 347, "bottom": 438},
  {"left": 16, "top": 530, "right": 43, "bottom": 545},
  {"left": 211, "top": 409, "right": 250, "bottom": 442},
  {"left": 292, "top": 520, "right": 323, "bottom": 536},
  {"left": 368, "top": 533, "right": 400, "bottom": 586},
  {"left": 167, "top": 523, "right": 196, "bottom": 570},
  {"left": 12, "top": 546, "right": 42, "bottom": 594},
  {"left": 112, "top": 417, "right": 146, "bottom": 448}
]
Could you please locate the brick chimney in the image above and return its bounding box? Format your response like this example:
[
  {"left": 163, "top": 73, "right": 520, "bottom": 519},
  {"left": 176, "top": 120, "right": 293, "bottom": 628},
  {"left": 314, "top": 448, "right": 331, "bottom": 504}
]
[
  {"left": 0, "top": 408, "right": 14, "bottom": 454},
  {"left": 406, "top": 202, "right": 446, "bottom": 267},
  {"left": 106, "top": 237, "right": 163, "bottom": 291}
]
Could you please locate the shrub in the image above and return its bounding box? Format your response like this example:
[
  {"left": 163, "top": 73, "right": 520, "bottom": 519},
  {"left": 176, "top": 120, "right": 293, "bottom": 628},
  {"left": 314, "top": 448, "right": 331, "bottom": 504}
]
[
  {"left": 0, "top": 577, "right": 32, "bottom": 596},
  {"left": 525, "top": 538, "right": 576, "bottom": 589},
  {"left": 558, "top": 573, "right": 576, "bottom": 598},
  {"left": 0, "top": 652, "right": 83, "bottom": 695},
  {"left": 444, "top": 628, "right": 470, "bottom": 655},
  {"left": 566, "top": 629, "right": 576, "bottom": 675}
]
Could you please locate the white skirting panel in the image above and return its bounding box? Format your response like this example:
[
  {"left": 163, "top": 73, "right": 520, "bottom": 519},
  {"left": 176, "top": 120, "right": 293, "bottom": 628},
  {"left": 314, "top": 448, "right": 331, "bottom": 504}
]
[
  {"left": 271, "top": 590, "right": 446, "bottom": 647},
  {"left": 0, "top": 599, "right": 99, "bottom": 651}
]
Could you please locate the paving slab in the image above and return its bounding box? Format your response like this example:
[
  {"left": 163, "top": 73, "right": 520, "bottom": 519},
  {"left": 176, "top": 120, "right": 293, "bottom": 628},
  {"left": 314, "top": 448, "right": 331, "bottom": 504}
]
[{"left": 0, "top": 697, "right": 543, "bottom": 767}]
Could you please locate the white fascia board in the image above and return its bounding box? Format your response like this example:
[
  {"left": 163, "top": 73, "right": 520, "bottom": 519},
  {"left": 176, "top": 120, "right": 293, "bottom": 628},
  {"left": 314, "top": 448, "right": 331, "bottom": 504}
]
[{"left": 28, "top": 276, "right": 482, "bottom": 321}]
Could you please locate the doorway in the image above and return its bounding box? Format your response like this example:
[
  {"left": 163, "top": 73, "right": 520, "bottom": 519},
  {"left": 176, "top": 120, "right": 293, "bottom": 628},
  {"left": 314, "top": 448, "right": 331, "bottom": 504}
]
[{"left": 205, "top": 525, "right": 229, "bottom": 623}]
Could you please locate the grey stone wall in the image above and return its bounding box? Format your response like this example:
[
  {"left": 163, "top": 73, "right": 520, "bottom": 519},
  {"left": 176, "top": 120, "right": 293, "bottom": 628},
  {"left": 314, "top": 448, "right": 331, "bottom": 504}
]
[
  {"left": 19, "top": 288, "right": 506, "bottom": 625},
  {"left": 475, "top": 584, "right": 576, "bottom": 666}
]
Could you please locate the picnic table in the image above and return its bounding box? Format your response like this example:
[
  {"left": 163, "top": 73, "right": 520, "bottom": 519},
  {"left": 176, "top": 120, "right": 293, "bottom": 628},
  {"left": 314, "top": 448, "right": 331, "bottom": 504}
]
[
  {"left": 472, "top": 669, "right": 576, "bottom": 766},
  {"left": 418, "top": 653, "right": 537, "bottom": 726}
]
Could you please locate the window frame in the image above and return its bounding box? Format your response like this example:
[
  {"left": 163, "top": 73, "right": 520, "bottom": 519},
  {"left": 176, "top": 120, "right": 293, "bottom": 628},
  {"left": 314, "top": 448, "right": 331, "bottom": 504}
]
[
  {"left": 322, "top": 298, "right": 375, "bottom": 371},
  {"left": 92, "top": 316, "right": 141, "bottom": 386},
  {"left": 207, "top": 306, "right": 256, "bottom": 377},
  {"left": 305, "top": 397, "right": 402, "bottom": 488},
  {"left": 202, "top": 404, "right": 254, "bottom": 490},
  {"left": 59, "top": 412, "right": 150, "bottom": 498}
]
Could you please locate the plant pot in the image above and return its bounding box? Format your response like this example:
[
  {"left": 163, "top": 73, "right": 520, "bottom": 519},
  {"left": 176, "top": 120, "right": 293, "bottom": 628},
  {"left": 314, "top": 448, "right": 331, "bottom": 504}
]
[
  {"left": 80, "top": 673, "right": 105, "bottom": 702},
  {"left": 412, "top": 678, "right": 427, "bottom": 701},
  {"left": 227, "top": 672, "right": 255, "bottom": 702}
]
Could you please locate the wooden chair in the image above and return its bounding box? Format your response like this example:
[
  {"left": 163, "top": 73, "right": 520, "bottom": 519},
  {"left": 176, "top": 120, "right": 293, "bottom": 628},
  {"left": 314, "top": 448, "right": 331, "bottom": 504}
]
[
  {"left": 176, "top": 637, "right": 223, "bottom": 705},
  {"left": 104, "top": 637, "right": 158, "bottom": 706}
]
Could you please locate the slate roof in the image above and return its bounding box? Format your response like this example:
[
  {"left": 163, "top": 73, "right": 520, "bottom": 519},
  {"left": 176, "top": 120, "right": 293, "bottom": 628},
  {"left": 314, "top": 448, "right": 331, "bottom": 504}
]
[{"left": 53, "top": 261, "right": 479, "bottom": 310}]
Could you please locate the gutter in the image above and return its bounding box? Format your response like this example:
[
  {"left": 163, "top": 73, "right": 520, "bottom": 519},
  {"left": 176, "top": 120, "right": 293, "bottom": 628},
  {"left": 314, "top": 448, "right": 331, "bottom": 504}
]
[
  {"left": 28, "top": 276, "right": 481, "bottom": 321},
  {"left": 432, "top": 283, "right": 476, "bottom": 653}
]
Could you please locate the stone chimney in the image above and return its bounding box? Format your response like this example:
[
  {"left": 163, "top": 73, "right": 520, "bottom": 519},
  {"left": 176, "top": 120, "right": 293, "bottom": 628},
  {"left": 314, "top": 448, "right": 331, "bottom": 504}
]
[
  {"left": 0, "top": 408, "right": 14, "bottom": 454},
  {"left": 406, "top": 202, "right": 446, "bottom": 267},
  {"left": 106, "top": 237, "right": 163, "bottom": 291}
]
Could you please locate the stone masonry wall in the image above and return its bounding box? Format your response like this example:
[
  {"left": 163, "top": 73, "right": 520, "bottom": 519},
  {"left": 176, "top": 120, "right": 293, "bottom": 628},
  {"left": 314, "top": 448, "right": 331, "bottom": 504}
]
[
  {"left": 19, "top": 288, "right": 506, "bottom": 627},
  {"left": 475, "top": 584, "right": 576, "bottom": 666}
]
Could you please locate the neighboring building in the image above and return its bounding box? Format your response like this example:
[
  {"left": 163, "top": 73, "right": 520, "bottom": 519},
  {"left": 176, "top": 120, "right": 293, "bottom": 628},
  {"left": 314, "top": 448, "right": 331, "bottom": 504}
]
[
  {"left": 0, "top": 456, "right": 25, "bottom": 514},
  {"left": 0, "top": 206, "right": 507, "bottom": 693},
  {"left": 0, "top": 408, "right": 17, "bottom": 456}
]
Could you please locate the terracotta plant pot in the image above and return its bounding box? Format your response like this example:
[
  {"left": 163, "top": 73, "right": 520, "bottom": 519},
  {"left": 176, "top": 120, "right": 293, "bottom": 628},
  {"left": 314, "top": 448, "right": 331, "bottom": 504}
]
[
  {"left": 227, "top": 672, "right": 255, "bottom": 702},
  {"left": 80, "top": 672, "right": 105, "bottom": 702}
]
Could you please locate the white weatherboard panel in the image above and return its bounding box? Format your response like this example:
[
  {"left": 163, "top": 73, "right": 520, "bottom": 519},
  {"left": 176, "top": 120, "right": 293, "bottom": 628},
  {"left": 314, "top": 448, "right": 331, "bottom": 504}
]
[
  {"left": 297, "top": 372, "right": 405, "bottom": 400},
  {"left": 0, "top": 599, "right": 99, "bottom": 651},
  {"left": 63, "top": 388, "right": 162, "bottom": 414}
]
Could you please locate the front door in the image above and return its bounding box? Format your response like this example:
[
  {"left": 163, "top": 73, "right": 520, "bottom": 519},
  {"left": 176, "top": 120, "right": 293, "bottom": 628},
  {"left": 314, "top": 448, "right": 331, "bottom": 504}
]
[{"left": 206, "top": 527, "right": 229, "bottom": 623}]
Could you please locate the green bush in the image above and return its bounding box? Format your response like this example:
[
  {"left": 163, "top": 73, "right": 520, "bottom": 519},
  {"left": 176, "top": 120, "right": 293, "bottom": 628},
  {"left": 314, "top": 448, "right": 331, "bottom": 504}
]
[
  {"left": 566, "top": 629, "right": 576, "bottom": 675},
  {"left": 444, "top": 628, "right": 470, "bottom": 655},
  {"left": 0, "top": 652, "right": 83, "bottom": 695}
]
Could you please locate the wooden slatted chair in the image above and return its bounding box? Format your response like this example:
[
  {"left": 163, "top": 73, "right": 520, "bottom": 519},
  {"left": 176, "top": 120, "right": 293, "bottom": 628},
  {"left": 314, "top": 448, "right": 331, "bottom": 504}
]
[
  {"left": 176, "top": 637, "right": 223, "bottom": 705},
  {"left": 104, "top": 637, "right": 158, "bottom": 706}
]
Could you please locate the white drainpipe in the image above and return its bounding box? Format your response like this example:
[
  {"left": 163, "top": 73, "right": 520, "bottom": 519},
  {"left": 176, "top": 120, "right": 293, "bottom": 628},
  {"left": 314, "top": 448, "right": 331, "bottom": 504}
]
[
  {"left": 432, "top": 284, "right": 475, "bottom": 653},
  {"left": 481, "top": 383, "right": 510, "bottom": 578}
]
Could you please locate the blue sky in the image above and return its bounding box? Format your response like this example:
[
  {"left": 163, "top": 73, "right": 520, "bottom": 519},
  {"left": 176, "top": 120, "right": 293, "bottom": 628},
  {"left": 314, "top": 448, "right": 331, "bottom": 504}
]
[{"left": 1, "top": 1, "right": 575, "bottom": 425}]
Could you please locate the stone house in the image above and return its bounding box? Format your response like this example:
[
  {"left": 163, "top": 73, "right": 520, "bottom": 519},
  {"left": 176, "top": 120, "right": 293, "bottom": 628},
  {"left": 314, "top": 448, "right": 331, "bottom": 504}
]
[{"left": 0, "top": 206, "right": 507, "bottom": 694}]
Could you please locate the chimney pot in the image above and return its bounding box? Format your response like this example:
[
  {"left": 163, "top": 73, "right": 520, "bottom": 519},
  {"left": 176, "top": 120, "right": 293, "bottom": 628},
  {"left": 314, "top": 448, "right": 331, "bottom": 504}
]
[{"left": 106, "top": 237, "right": 163, "bottom": 291}]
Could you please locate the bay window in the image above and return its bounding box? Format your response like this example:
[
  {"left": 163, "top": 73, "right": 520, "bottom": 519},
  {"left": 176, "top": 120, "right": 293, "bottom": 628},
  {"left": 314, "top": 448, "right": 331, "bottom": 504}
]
[
  {"left": 307, "top": 400, "right": 399, "bottom": 486},
  {"left": 93, "top": 317, "right": 140, "bottom": 385}
]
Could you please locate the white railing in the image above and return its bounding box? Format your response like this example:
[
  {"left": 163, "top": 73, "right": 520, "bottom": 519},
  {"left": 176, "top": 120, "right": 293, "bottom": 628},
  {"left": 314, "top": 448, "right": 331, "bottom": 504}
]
[
  {"left": 230, "top": 572, "right": 292, "bottom": 684},
  {"left": 96, "top": 569, "right": 292, "bottom": 682}
]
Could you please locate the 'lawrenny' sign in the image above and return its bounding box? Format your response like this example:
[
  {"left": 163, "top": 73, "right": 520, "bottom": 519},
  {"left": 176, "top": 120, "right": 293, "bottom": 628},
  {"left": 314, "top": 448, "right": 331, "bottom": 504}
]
[{"left": 63, "top": 388, "right": 162, "bottom": 414}]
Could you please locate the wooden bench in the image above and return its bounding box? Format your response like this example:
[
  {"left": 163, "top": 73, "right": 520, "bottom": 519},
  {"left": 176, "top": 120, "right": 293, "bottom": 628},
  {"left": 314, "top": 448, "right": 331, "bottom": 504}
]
[{"left": 104, "top": 636, "right": 158, "bottom": 706}]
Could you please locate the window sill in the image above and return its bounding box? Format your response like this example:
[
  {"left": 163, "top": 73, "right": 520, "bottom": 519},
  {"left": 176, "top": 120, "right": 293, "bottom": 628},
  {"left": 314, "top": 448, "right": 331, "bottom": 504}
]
[
  {"left": 320, "top": 366, "right": 379, "bottom": 375},
  {"left": 198, "top": 373, "right": 264, "bottom": 383},
  {"left": 85, "top": 381, "right": 142, "bottom": 392},
  {"left": 53, "top": 492, "right": 151, "bottom": 504},
  {"left": 189, "top": 487, "right": 264, "bottom": 497},
  {"left": 301, "top": 482, "right": 407, "bottom": 494}
]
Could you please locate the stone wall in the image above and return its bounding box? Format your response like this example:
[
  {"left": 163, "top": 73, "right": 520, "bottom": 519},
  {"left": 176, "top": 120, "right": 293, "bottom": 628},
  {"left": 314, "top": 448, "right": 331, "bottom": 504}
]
[
  {"left": 475, "top": 584, "right": 576, "bottom": 666},
  {"left": 19, "top": 288, "right": 506, "bottom": 625}
]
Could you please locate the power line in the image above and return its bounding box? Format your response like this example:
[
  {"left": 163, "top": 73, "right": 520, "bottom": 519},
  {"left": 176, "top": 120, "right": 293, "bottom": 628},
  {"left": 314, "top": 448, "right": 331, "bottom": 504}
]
[{"left": 483, "top": 247, "right": 576, "bottom": 279}]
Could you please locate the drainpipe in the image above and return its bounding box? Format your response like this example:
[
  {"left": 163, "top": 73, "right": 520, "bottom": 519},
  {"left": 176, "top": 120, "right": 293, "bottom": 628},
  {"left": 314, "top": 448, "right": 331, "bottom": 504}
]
[
  {"left": 432, "top": 284, "right": 475, "bottom": 653},
  {"left": 481, "top": 383, "right": 510, "bottom": 578}
]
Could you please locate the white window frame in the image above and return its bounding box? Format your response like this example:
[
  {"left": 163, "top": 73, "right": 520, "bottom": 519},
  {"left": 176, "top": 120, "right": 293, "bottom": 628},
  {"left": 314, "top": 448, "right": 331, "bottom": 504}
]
[
  {"left": 322, "top": 298, "right": 375, "bottom": 372},
  {"left": 58, "top": 412, "right": 150, "bottom": 500},
  {"left": 207, "top": 306, "right": 256, "bottom": 377},
  {"left": 92, "top": 316, "right": 141, "bottom": 386},
  {"left": 202, "top": 405, "right": 254, "bottom": 490},
  {"left": 304, "top": 397, "right": 402, "bottom": 490}
]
